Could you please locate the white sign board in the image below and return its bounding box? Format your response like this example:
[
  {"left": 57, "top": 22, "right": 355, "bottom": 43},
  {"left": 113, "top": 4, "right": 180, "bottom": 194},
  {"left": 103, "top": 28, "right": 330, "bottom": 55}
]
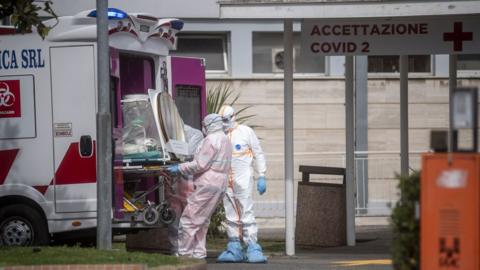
[{"left": 301, "top": 17, "right": 480, "bottom": 56}]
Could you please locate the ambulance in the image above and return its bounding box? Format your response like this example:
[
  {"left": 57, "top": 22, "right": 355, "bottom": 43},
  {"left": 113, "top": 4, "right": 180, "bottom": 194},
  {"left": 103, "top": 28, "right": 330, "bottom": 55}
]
[{"left": 0, "top": 8, "right": 207, "bottom": 246}]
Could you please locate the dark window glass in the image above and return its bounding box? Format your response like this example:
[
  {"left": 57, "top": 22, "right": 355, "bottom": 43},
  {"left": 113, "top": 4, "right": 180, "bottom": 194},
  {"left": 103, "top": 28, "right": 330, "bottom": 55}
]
[
  {"left": 458, "top": 54, "right": 480, "bottom": 70},
  {"left": 368, "top": 55, "right": 431, "bottom": 73},
  {"left": 119, "top": 53, "right": 155, "bottom": 94},
  {"left": 173, "top": 35, "right": 227, "bottom": 71}
]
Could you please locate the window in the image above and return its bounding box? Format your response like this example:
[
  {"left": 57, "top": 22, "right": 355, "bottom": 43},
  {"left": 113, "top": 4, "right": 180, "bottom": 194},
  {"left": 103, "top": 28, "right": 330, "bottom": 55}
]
[
  {"left": 119, "top": 53, "right": 155, "bottom": 94},
  {"left": 174, "top": 85, "right": 202, "bottom": 130},
  {"left": 252, "top": 32, "right": 325, "bottom": 74},
  {"left": 173, "top": 34, "right": 228, "bottom": 72},
  {"left": 368, "top": 55, "right": 431, "bottom": 73},
  {"left": 458, "top": 54, "right": 480, "bottom": 70}
]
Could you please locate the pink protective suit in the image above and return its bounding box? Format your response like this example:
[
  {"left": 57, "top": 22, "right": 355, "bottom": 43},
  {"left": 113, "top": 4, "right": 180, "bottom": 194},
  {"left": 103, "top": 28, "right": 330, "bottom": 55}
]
[
  {"left": 166, "top": 125, "right": 204, "bottom": 254},
  {"left": 177, "top": 114, "right": 232, "bottom": 259},
  {"left": 166, "top": 174, "right": 193, "bottom": 253}
]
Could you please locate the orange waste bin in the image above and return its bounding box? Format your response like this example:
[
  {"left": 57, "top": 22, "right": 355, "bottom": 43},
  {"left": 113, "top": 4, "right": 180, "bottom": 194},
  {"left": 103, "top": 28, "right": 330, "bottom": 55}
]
[{"left": 421, "top": 153, "right": 480, "bottom": 270}]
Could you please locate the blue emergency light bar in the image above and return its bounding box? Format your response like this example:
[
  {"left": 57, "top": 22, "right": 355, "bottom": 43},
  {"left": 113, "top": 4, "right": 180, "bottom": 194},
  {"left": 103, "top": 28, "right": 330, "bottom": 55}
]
[
  {"left": 170, "top": 20, "right": 184, "bottom": 31},
  {"left": 88, "top": 8, "right": 128, "bottom": 20}
]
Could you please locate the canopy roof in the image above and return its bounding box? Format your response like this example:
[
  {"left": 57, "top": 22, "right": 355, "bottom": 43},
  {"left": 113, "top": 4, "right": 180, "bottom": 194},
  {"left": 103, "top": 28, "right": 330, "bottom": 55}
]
[{"left": 219, "top": 0, "right": 480, "bottom": 18}]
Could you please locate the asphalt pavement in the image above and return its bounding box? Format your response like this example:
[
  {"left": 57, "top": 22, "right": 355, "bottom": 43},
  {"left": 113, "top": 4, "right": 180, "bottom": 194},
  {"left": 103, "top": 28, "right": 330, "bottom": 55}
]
[{"left": 206, "top": 226, "right": 393, "bottom": 270}]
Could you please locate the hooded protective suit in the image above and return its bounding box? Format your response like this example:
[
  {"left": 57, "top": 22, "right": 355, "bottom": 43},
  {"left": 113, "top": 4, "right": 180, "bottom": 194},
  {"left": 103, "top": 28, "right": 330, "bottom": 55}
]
[
  {"left": 217, "top": 105, "right": 267, "bottom": 263},
  {"left": 176, "top": 114, "right": 232, "bottom": 259},
  {"left": 166, "top": 125, "right": 204, "bottom": 254}
]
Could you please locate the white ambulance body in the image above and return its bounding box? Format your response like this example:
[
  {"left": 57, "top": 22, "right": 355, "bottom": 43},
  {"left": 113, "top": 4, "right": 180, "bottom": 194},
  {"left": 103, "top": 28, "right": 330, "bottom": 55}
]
[{"left": 0, "top": 9, "right": 206, "bottom": 246}]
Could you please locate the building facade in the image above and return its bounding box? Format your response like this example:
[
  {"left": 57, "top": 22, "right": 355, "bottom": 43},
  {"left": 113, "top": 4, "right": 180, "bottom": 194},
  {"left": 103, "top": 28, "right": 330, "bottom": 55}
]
[{"left": 51, "top": 0, "right": 480, "bottom": 225}]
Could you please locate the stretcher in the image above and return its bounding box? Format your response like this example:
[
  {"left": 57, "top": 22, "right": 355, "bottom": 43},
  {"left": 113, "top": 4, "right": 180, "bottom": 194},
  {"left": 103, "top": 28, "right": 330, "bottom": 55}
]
[
  {"left": 113, "top": 158, "right": 178, "bottom": 227},
  {"left": 114, "top": 92, "right": 187, "bottom": 228}
]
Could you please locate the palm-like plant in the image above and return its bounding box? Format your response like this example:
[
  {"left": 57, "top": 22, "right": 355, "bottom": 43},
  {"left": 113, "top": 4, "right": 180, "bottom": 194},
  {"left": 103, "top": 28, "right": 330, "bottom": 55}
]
[{"left": 206, "top": 83, "right": 256, "bottom": 125}]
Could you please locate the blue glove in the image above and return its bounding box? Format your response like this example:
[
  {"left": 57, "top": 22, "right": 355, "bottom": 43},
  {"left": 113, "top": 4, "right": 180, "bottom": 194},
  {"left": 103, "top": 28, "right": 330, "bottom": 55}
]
[
  {"left": 166, "top": 164, "right": 180, "bottom": 174},
  {"left": 257, "top": 176, "right": 266, "bottom": 195}
]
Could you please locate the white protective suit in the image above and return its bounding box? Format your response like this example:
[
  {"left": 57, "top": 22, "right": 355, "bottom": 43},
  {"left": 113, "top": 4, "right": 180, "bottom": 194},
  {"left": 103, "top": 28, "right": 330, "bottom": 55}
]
[
  {"left": 176, "top": 114, "right": 232, "bottom": 259},
  {"left": 219, "top": 106, "right": 267, "bottom": 245}
]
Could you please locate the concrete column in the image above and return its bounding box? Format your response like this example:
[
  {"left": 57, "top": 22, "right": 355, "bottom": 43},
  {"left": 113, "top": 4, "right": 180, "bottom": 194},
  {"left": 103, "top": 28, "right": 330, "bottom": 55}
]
[
  {"left": 345, "top": 56, "right": 356, "bottom": 246},
  {"left": 283, "top": 19, "right": 295, "bottom": 256},
  {"left": 354, "top": 56, "right": 368, "bottom": 214},
  {"left": 448, "top": 55, "right": 457, "bottom": 154},
  {"left": 329, "top": 56, "right": 346, "bottom": 77},
  {"left": 400, "top": 55, "right": 409, "bottom": 176},
  {"left": 434, "top": 55, "right": 450, "bottom": 77},
  {"left": 230, "top": 28, "right": 253, "bottom": 78}
]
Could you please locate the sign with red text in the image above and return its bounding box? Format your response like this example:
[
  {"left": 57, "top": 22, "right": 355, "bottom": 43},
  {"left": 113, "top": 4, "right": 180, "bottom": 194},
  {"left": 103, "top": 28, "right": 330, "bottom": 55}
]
[{"left": 301, "top": 17, "right": 480, "bottom": 56}]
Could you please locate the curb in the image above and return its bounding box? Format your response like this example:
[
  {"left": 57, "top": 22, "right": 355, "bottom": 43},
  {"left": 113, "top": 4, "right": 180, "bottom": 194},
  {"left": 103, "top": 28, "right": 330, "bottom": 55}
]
[
  {"left": 2, "top": 264, "right": 146, "bottom": 270},
  {"left": 0, "top": 261, "right": 207, "bottom": 270},
  {"left": 150, "top": 260, "right": 207, "bottom": 270}
]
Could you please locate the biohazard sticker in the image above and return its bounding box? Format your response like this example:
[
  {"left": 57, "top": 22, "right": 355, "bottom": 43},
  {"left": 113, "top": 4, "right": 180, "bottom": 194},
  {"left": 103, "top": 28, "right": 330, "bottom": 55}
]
[
  {"left": 0, "top": 80, "right": 21, "bottom": 118},
  {"left": 0, "top": 75, "right": 35, "bottom": 139}
]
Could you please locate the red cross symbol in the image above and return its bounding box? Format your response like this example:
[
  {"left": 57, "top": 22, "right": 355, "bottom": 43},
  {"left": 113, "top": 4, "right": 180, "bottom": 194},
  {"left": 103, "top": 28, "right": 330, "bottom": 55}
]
[{"left": 443, "top": 22, "right": 473, "bottom": 52}]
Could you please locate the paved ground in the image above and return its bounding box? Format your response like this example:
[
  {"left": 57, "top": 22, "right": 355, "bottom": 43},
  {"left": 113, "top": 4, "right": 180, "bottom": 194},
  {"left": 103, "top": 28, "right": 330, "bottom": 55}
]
[{"left": 206, "top": 226, "right": 393, "bottom": 270}]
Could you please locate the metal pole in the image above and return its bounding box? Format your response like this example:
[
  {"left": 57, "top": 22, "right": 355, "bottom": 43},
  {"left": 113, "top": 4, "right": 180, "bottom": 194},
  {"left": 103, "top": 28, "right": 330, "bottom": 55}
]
[
  {"left": 448, "top": 55, "right": 457, "bottom": 155},
  {"left": 345, "top": 56, "right": 356, "bottom": 246},
  {"left": 400, "top": 55, "right": 409, "bottom": 176},
  {"left": 96, "top": 0, "right": 112, "bottom": 250},
  {"left": 283, "top": 19, "right": 295, "bottom": 256},
  {"left": 354, "top": 56, "right": 368, "bottom": 215}
]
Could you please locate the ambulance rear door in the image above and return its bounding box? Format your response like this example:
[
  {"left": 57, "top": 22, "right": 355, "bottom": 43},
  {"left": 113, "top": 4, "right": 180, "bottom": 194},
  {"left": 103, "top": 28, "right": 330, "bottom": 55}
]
[{"left": 168, "top": 56, "right": 206, "bottom": 130}]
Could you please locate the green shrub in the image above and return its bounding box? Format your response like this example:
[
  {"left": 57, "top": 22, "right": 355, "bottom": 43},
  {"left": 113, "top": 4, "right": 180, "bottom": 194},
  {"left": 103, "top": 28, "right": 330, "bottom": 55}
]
[
  {"left": 207, "top": 204, "right": 226, "bottom": 239},
  {"left": 390, "top": 171, "right": 420, "bottom": 270}
]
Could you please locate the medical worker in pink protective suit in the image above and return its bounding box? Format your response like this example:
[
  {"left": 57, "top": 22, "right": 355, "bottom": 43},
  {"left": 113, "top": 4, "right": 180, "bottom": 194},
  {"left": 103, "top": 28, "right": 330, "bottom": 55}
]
[
  {"left": 217, "top": 105, "right": 267, "bottom": 263},
  {"left": 166, "top": 125, "right": 204, "bottom": 254},
  {"left": 167, "top": 114, "right": 232, "bottom": 259}
]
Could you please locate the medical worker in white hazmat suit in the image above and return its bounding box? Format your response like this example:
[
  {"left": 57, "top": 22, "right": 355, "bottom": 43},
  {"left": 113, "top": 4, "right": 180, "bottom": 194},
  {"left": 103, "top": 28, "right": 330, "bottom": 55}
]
[
  {"left": 167, "top": 114, "right": 232, "bottom": 259},
  {"left": 217, "top": 105, "right": 267, "bottom": 263}
]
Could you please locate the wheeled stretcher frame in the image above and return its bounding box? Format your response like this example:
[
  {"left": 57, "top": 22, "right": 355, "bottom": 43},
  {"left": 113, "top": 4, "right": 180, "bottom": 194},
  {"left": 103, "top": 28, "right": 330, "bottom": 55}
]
[{"left": 113, "top": 159, "right": 178, "bottom": 228}]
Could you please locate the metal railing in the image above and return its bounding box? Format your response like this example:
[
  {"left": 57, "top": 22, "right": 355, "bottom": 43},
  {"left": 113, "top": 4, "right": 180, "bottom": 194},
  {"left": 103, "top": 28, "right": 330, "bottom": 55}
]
[
  {"left": 354, "top": 153, "right": 421, "bottom": 216},
  {"left": 254, "top": 151, "right": 425, "bottom": 219},
  {"left": 296, "top": 151, "right": 423, "bottom": 217}
]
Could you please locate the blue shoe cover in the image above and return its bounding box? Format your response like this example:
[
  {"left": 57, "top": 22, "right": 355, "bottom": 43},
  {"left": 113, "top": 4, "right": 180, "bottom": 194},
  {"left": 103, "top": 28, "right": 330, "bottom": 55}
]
[
  {"left": 217, "top": 241, "right": 244, "bottom": 263},
  {"left": 246, "top": 243, "right": 267, "bottom": 263}
]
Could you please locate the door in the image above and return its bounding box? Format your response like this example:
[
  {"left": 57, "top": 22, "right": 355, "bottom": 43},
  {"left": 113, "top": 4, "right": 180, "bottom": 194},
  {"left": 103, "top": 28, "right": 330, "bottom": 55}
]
[
  {"left": 50, "top": 46, "right": 97, "bottom": 213},
  {"left": 169, "top": 56, "right": 206, "bottom": 130}
]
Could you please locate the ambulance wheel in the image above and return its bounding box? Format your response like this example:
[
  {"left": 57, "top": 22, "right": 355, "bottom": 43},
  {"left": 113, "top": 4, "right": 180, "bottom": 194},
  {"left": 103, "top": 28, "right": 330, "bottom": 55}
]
[{"left": 0, "top": 204, "right": 49, "bottom": 246}]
